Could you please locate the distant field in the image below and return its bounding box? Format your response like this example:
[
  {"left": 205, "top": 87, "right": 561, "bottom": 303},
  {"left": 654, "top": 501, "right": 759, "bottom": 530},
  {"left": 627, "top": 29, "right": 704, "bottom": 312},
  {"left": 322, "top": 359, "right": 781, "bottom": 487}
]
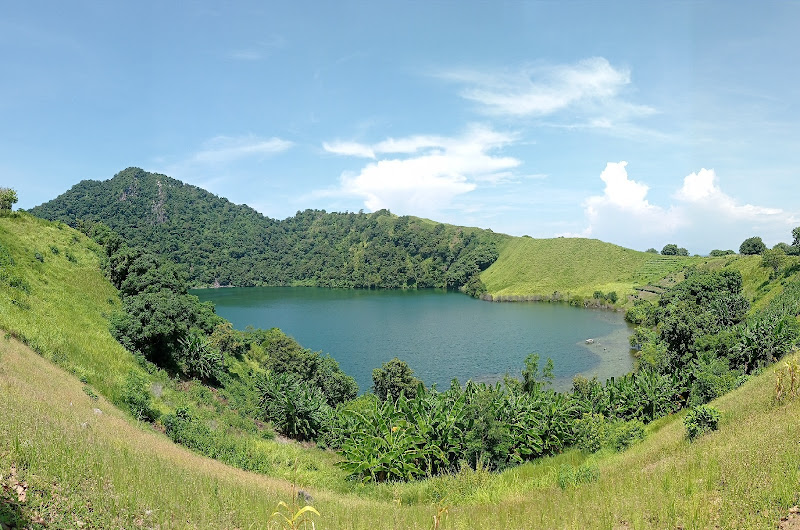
[{"left": 481, "top": 237, "right": 702, "bottom": 302}]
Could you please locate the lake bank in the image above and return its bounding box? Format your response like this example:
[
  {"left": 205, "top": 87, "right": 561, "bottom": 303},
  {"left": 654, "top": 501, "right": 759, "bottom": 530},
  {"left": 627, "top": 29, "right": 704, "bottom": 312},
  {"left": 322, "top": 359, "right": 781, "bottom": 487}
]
[{"left": 194, "top": 286, "right": 635, "bottom": 392}]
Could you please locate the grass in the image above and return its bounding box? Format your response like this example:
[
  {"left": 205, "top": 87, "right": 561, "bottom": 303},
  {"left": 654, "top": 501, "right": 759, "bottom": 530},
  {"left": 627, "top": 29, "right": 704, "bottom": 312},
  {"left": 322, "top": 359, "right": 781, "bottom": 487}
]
[
  {"left": 481, "top": 236, "right": 702, "bottom": 303},
  {"left": 3, "top": 331, "right": 799, "bottom": 528},
  {"left": 3, "top": 210, "right": 800, "bottom": 528}
]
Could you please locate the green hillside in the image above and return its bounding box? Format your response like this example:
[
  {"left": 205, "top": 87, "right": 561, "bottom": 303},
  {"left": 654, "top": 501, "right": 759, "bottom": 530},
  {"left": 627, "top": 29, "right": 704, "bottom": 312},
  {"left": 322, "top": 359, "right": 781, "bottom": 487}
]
[
  {"left": 480, "top": 236, "right": 699, "bottom": 303},
  {"left": 29, "top": 168, "right": 502, "bottom": 292}
]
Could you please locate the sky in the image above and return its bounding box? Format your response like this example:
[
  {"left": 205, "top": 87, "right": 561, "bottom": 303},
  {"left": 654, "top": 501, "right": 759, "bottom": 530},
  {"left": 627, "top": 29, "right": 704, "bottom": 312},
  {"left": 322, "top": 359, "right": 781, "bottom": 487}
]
[{"left": 2, "top": 1, "right": 799, "bottom": 254}]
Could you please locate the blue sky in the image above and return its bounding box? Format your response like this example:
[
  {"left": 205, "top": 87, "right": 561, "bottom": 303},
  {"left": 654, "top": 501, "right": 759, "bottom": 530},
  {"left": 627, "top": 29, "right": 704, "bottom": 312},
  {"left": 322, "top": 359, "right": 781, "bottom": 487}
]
[{"left": 3, "top": 1, "right": 799, "bottom": 254}]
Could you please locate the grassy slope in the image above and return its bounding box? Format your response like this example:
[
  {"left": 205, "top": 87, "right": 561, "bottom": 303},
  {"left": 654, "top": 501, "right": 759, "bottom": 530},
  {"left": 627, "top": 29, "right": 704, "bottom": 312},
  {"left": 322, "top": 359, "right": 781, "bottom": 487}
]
[
  {"left": 3, "top": 211, "right": 800, "bottom": 528},
  {"left": 3, "top": 332, "right": 799, "bottom": 529},
  {"left": 481, "top": 236, "right": 701, "bottom": 301}
]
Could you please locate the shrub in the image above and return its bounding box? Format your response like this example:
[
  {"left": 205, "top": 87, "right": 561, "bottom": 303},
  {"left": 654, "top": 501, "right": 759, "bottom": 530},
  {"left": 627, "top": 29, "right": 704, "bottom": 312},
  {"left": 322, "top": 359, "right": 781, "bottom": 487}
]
[
  {"left": 606, "top": 419, "right": 645, "bottom": 451},
  {"left": 372, "top": 357, "right": 423, "bottom": 401},
  {"left": 179, "top": 331, "right": 224, "bottom": 383},
  {"left": 121, "top": 371, "right": 160, "bottom": 422},
  {"left": 573, "top": 412, "right": 606, "bottom": 453},
  {"left": 684, "top": 404, "right": 721, "bottom": 441},
  {"left": 257, "top": 372, "right": 330, "bottom": 441}
]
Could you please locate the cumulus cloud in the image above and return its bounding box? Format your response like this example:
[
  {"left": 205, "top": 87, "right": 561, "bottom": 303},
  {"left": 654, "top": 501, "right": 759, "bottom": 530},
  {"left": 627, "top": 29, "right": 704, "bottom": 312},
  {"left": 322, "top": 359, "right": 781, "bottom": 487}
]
[
  {"left": 675, "top": 168, "right": 782, "bottom": 219},
  {"left": 582, "top": 162, "right": 680, "bottom": 240},
  {"left": 579, "top": 163, "right": 794, "bottom": 252},
  {"left": 192, "top": 135, "right": 293, "bottom": 164},
  {"left": 443, "top": 57, "right": 656, "bottom": 122},
  {"left": 319, "top": 125, "right": 520, "bottom": 215}
]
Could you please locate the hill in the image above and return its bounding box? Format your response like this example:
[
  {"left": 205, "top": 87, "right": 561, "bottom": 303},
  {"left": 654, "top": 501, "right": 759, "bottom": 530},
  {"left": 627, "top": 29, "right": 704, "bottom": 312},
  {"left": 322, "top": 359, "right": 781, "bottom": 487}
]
[
  {"left": 480, "top": 236, "right": 699, "bottom": 303},
  {"left": 29, "top": 167, "right": 502, "bottom": 292},
  {"left": 3, "top": 210, "right": 800, "bottom": 528}
]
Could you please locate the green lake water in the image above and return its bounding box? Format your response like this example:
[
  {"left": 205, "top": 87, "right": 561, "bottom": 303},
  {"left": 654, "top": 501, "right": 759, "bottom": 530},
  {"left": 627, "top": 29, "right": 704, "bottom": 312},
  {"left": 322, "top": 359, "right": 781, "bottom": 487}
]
[{"left": 193, "top": 287, "right": 636, "bottom": 392}]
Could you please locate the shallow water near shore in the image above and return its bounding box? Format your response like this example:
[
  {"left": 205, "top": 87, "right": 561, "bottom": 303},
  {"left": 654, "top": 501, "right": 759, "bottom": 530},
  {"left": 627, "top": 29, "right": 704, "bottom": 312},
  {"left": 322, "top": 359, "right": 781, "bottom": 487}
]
[{"left": 193, "top": 287, "right": 636, "bottom": 392}]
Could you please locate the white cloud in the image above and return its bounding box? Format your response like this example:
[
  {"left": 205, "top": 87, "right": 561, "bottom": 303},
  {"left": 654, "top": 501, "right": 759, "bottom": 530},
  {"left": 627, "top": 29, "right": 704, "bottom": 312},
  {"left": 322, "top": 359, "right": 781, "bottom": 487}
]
[
  {"left": 318, "top": 125, "right": 520, "bottom": 216},
  {"left": 444, "top": 57, "right": 655, "bottom": 120},
  {"left": 192, "top": 135, "right": 293, "bottom": 164},
  {"left": 582, "top": 162, "right": 679, "bottom": 238},
  {"left": 579, "top": 163, "right": 794, "bottom": 252},
  {"left": 675, "top": 168, "right": 782, "bottom": 219},
  {"left": 322, "top": 141, "right": 376, "bottom": 159}
]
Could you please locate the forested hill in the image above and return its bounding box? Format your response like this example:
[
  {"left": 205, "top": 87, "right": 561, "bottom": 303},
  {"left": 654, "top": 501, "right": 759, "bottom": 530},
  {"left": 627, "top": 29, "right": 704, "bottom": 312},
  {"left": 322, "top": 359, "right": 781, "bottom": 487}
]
[{"left": 29, "top": 167, "right": 504, "bottom": 290}]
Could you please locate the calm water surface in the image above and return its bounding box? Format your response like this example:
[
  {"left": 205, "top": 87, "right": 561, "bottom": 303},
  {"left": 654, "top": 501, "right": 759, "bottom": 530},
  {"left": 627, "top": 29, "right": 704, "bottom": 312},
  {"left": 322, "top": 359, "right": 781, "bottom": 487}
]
[{"left": 194, "top": 287, "right": 635, "bottom": 392}]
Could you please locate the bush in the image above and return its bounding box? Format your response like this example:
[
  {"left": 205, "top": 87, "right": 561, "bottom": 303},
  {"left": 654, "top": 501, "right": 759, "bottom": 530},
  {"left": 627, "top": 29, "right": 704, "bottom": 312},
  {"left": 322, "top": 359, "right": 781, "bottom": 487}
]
[
  {"left": 684, "top": 405, "right": 721, "bottom": 441},
  {"left": 573, "top": 412, "right": 606, "bottom": 453},
  {"left": 689, "top": 353, "right": 744, "bottom": 405},
  {"left": 606, "top": 419, "right": 645, "bottom": 451},
  {"left": 179, "top": 331, "right": 224, "bottom": 383},
  {"left": 121, "top": 371, "right": 160, "bottom": 422},
  {"left": 739, "top": 236, "right": 766, "bottom": 255},
  {"left": 372, "top": 357, "right": 423, "bottom": 401},
  {"left": 256, "top": 372, "right": 330, "bottom": 441}
]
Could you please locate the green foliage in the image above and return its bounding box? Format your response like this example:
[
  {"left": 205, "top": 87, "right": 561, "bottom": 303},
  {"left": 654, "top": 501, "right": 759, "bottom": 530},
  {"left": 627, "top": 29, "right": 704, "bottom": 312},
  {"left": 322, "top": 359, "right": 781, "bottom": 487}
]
[
  {"left": 0, "top": 187, "right": 18, "bottom": 210},
  {"left": 661, "top": 244, "right": 679, "bottom": 255},
  {"left": 556, "top": 462, "right": 600, "bottom": 489},
  {"left": 121, "top": 371, "right": 160, "bottom": 422},
  {"left": 257, "top": 372, "right": 331, "bottom": 442},
  {"left": 606, "top": 419, "right": 645, "bottom": 451},
  {"left": 335, "top": 379, "right": 580, "bottom": 482},
  {"left": 709, "top": 249, "right": 735, "bottom": 257},
  {"left": 761, "top": 247, "right": 787, "bottom": 278},
  {"left": 739, "top": 236, "right": 766, "bottom": 255},
  {"left": 110, "top": 289, "right": 219, "bottom": 368},
  {"left": 625, "top": 299, "right": 657, "bottom": 326},
  {"left": 683, "top": 404, "right": 720, "bottom": 441},
  {"left": 645, "top": 247, "right": 658, "bottom": 253},
  {"left": 372, "top": 357, "right": 423, "bottom": 402},
  {"left": 252, "top": 327, "right": 357, "bottom": 406},
  {"left": 573, "top": 412, "right": 606, "bottom": 453},
  {"left": 30, "top": 168, "right": 501, "bottom": 291},
  {"left": 689, "top": 352, "right": 745, "bottom": 405},
  {"left": 462, "top": 273, "right": 488, "bottom": 298},
  {"left": 521, "top": 353, "right": 554, "bottom": 395},
  {"left": 178, "top": 331, "right": 224, "bottom": 383}
]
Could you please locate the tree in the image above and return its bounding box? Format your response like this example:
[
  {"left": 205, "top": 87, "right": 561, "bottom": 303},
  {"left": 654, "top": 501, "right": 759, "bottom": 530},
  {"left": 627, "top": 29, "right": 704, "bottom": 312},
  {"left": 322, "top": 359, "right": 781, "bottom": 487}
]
[
  {"left": 661, "top": 244, "right": 679, "bottom": 256},
  {"left": 739, "top": 236, "right": 766, "bottom": 255},
  {"left": 0, "top": 187, "right": 18, "bottom": 211},
  {"left": 761, "top": 247, "right": 787, "bottom": 277},
  {"left": 645, "top": 248, "right": 659, "bottom": 254},
  {"left": 793, "top": 226, "right": 800, "bottom": 248},
  {"left": 709, "top": 249, "right": 734, "bottom": 257},
  {"left": 677, "top": 247, "right": 689, "bottom": 256},
  {"left": 372, "top": 357, "right": 422, "bottom": 401}
]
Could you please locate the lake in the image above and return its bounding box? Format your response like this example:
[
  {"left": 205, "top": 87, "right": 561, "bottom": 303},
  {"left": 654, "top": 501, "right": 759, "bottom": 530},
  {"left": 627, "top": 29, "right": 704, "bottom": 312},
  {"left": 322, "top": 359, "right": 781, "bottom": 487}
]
[{"left": 193, "top": 287, "right": 636, "bottom": 392}]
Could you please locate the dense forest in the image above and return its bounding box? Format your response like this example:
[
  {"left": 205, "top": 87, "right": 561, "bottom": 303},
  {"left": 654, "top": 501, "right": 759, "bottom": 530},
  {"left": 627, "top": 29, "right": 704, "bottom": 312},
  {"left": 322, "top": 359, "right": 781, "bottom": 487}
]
[{"left": 30, "top": 167, "right": 503, "bottom": 294}]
